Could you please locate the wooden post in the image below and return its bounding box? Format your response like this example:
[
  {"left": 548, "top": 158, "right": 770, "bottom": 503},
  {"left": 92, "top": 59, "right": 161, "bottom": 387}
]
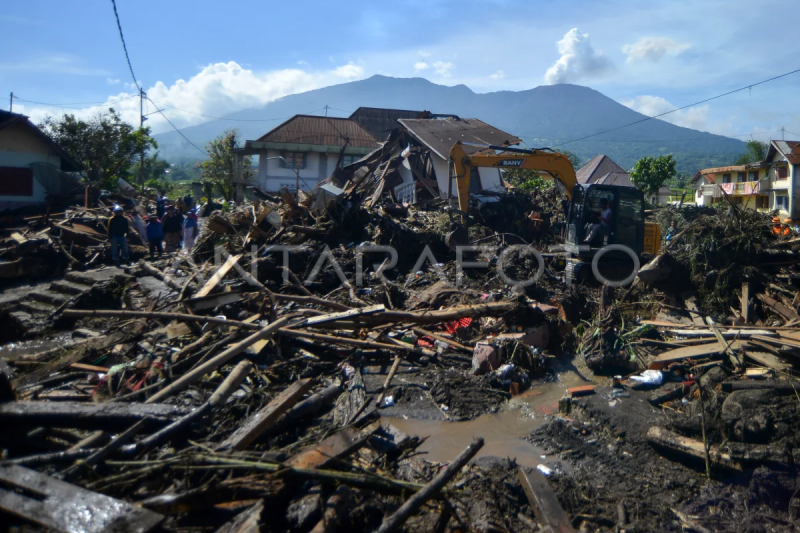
[{"left": 741, "top": 283, "right": 750, "bottom": 323}]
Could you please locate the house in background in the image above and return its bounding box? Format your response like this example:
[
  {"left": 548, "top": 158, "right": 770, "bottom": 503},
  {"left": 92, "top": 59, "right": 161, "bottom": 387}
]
[
  {"left": 689, "top": 164, "right": 769, "bottom": 210},
  {"left": 397, "top": 117, "right": 521, "bottom": 198},
  {"left": 576, "top": 155, "right": 627, "bottom": 185},
  {"left": 689, "top": 139, "right": 799, "bottom": 215},
  {"left": 236, "top": 115, "right": 380, "bottom": 193},
  {"left": 0, "top": 110, "right": 82, "bottom": 211}
]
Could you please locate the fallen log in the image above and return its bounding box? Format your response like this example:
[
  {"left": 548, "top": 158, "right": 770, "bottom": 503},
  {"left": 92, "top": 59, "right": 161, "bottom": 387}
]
[
  {"left": 140, "top": 260, "right": 186, "bottom": 292},
  {"left": 310, "top": 486, "right": 350, "bottom": 533},
  {"left": 375, "top": 437, "right": 484, "bottom": 533},
  {"left": 0, "top": 401, "right": 190, "bottom": 430},
  {"left": 265, "top": 384, "right": 342, "bottom": 437},
  {"left": 145, "top": 317, "right": 292, "bottom": 404},
  {"left": 217, "top": 378, "right": 315, "bottom": 451},
  {"left": 0, "top": 464, "right": 163, "bottom": 533},
  {"left": 517, "top": 467, "right": 576, "bottom": 533}
]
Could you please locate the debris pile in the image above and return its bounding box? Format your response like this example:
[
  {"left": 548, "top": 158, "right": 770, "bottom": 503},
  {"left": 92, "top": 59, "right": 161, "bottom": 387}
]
[{"left": 1, "top": 185, "right": 800, "bottom": 532}]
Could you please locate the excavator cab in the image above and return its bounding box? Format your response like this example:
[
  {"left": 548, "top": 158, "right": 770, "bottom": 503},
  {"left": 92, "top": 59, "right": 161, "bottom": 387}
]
[{"left": 564, "top": 184, "right": 656, "bottom": 284}]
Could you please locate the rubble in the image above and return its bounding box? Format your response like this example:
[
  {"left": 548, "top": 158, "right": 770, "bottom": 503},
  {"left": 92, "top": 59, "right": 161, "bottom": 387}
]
[{"left": 1, "top": 180, "right": 800, "bottom": 532}]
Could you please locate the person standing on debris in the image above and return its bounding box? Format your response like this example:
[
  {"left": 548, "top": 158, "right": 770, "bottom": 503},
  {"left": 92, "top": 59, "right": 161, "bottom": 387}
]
[
  {"left": 772, "top": 216, "right": 782, "bottom": 235},
  {"left": 108, "top": 205, "right": 130, "bottom": 264},
  {"left": 162, "top": 206, "right": 183, "bottom": 253},
  {"left": 665, "top": 220, "right": 678, "bottom": 242},
  {"left": 182, "top": 207, "right": 199, "bottom": 255},
  {"left": 130, "top": 210, "right": 148, "bottom": 245},
  {"left": 146, "top": 216, "right": 164, "bottom": 260},
  {"left": 156, "top": 195, "right": 167, "bottom": 219}
]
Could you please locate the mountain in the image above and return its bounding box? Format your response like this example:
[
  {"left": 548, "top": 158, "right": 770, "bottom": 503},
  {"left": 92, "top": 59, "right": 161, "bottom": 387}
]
[{"left": 153, "top": 75, "right": 745, "bottom": 175}]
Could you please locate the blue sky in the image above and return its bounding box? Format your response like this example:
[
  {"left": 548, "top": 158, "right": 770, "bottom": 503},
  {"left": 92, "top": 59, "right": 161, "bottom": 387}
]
[{"left": 1, "top": 0, "right": 798, "bottom": 141}]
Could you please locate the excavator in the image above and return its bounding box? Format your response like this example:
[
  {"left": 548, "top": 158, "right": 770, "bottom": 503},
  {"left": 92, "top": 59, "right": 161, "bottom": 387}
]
[{"left": 446, "top": 141, "right": 661, "bottom": 284}]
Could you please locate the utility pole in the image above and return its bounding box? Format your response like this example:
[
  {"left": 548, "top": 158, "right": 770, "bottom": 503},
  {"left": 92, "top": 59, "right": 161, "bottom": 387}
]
[
  {"left": 140, "top": 88, "right": 145, "bottom": 191},
  {"left": 781, "top": 126, "right": 785, "bottom": 141},
  {"left": 9, "top": 92, "right": 12, "bottom": 112},
  {"left": 324, "top": 105, "right": 329, "bottom": 117}
]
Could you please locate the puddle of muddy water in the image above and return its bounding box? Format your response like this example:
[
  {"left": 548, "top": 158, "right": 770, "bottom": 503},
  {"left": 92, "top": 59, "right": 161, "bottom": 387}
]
[
  {"left": 387, "top": 382, "right": 571, "bottom": 469},
  {"left": 0, "top": 333, "right": 74, "bottom": 359}
]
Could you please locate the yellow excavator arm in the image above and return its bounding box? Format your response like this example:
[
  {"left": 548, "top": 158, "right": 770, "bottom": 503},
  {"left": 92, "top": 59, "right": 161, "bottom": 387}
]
[{"left": 449, "top": 140, "right": 578, "bottom": 217}]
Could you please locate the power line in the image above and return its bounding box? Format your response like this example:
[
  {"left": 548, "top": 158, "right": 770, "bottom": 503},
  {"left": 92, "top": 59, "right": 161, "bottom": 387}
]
[
  {"left": 110, "top": 0, "right": 140, "bottom": 92},
  {"left": 146, "top": 97, "right": 208, "bottom": 156},
  {"left": 12, "top": 94, "right": 138, "bottom": 109},
  {"left": 554, "top": 66, "right": 800, "bottom": 147},
  {"left": 519, "top": 130, "right": 785, "bottom": 144}
]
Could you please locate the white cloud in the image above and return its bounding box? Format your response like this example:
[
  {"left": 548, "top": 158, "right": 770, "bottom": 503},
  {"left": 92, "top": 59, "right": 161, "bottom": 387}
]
[
  {"left": 332, "top": 63, "right": 364, "bottom": 79},
  {"left": 544, "top": 28, "right": 613, "bottom": 85},
  {"left": 106, "top": 78, "right": 121, "bottom": 85},
  {"left": 433, "top": 61, "right": 454, "bottom": 77},
  {"left": 623, "top": 95, "right": 712, "bottom": 131},
  {"left": 0, "top": 53, "right": 109, "bottom": 76},
  {"left": 490, "top": 70, "right": 505, "bottom": 80},
  {"left": 418, "top": 50, "right": 431, "bottom": 57},
  {"left": 622, "top": 37, "right": 690, "bottom": 62},
  {"left": 413, "top": 61, "right": 429, "bottom": 71},
  {"left": 22, "top": 61, "right": 367, "bottom": 134},
  {"left": 297, "top": 60, "right": 309, "bottom": 66}
]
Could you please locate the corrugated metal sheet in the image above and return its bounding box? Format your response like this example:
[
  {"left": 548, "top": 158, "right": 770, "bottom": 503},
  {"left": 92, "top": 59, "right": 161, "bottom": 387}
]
[
  {"left": 775, "top": 140, "right": 800, "bottom": 165},
  {"left": 398, "top": 117, "right": 521, "bottom": 160},
  {"left": 349, "top": 107, "right": 425, "bottom": 142},
  {"left": 257, "top": 115, "right": 379, "bottom": 148},
  {"left": 576, "top": 155, "right": 625, "bottom": 184}
]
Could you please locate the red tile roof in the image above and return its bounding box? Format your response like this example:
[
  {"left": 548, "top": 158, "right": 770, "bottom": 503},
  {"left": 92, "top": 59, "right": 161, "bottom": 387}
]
[{"left": 256, "top": 115, "right": 379, "bottom": 148}]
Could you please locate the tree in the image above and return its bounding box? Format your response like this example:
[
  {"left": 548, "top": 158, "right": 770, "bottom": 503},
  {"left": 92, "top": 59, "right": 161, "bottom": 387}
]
[
  {"left": 198, "top": 129, "right": 252, "bottom": 201},
  {"left": 131, "top": 152, "right": 170, "bottom": 184},
  {"left": 503, "top": 168, "right": 555, "bottom": 192},
  {"left": 560, "top": 149, "right": 582, "bottom": 170},
  {"left": 630, "top": 154, "right": 676, "bottom": 199},
  {"left": 39, "top": 109, "right": 156, "bottom": 191},
  {"left": 734, "top": 140, "right": 768, "bottom": 165}
]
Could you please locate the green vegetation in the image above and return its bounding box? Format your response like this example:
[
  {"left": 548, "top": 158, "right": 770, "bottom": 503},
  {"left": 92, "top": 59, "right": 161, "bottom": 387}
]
[
  {"left": 630, "top": 154, "right": 676, "bottom": 199},
  {"left": 503, "top": 168, "right": 555, "bottom": 192},
  {"left": 733, "top": 140, "right": 768, "bottom": 165},
  {"left": 39, "top": 109, "right": 156, "bottom": 191},
  {"left": 198, "top": 129, "right": 253, "bottom": 201}
]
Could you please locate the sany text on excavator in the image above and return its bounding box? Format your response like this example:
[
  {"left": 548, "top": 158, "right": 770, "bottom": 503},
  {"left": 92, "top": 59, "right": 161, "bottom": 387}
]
[{"left": 446, "top": 141, "right": 661, "bottom": 284}]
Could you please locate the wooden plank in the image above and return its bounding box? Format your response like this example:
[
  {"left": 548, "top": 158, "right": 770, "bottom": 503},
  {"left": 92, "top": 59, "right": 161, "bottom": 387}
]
[
  {"left": 710, "top": 324, "right": 742, "bottom": 368},
  {"left": 685, "top": 298, "right": 706, "bottom": 326},
  {"left": 758, "top": 294, "right": 800, "bottom": 321},
  {"left": 648, "top": 341, "right": 748, "bottom": 370},
  {"left": 297, "top": 304, "right": 385, "bottom": 328},
  {"left": 663, "top": 329, "right": 776, "bottom": 338},
  {"left": 194, "top": 254, "right": 243, "bottom": 298},
  {"left": 286, "top": 422, "right": 380, "bottom": 469},
  {"left": 215, "top": 500, "right": 263, "bottom": 533},
  {"left": 187, "top": 291, "right": 243, "bottom": 311},
  {"left": 744, "top": 351, "right": 792, "bottom": 372},
  {"left": 741, "top": 283, "right": 751, "bottom": 323},
  {"left": 0, "top": 401, "right": 190, "bottom": 430},
  {"left": 0, "top": 464, "right": 163, "bottom": 533},
  {"left": 750, "top": 335, "right": 800, "bottom": 357},
  {"left": 218, "top": 378, "right": 315, "bottom": 451},
  {"left": 517, "top": 467, "right": 576, "bottom": 533}
]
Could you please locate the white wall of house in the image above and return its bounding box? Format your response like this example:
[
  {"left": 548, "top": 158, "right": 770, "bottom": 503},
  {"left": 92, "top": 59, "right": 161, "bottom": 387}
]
[
  {"left": 256, "top": 149, "right": 334, "bottom": 192},
  {"left": 0, "top": 121, "right": 64, "bottom": 209},
  {"left": 430, "top": 156, "right": 505, "bottom": 199}
]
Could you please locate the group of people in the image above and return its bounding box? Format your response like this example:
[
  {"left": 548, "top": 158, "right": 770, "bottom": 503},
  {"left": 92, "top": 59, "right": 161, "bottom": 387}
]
[
  {"left": 772, "top": 216, "right": 800, "bottom": 237},
  {"left": 106, "top": 194, "right": 200, "bottom": 264}
]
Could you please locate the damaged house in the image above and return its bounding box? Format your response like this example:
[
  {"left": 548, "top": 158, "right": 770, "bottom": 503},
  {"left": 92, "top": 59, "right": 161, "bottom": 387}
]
[
  {"left": 329, "top": 115, "right": 522, "bottom": 206},
  {"left": 0, "top": 110, "right": 82, "bottom": 211},
  {"left": 236, "top": 115, "right": 380, "bottom": 193}
]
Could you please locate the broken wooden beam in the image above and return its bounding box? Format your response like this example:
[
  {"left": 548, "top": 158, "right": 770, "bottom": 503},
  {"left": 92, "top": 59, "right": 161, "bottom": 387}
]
[
  {"left": 375, "top": 438, "right": 484, "bottom": 533},
  {"left": 517, "top": 467, "right": 577, "bottom": 533},
  {"left": 0, "top": 401, "right": 190, "bottom": 430},
  {"left": 265, "top": 384, "right": 342, "bottom": 437},
  {"left": 0, "top": 464, "right": 164, "bottom": 532},
  {"left": 758, "top": 294, "right": 800, "bottom": 322},
  {"left": 194, "top": 254, "right": 243, "bottom": 298},
  {"left": 140, "top": 260, "right": 186, "bottom": 292},
  {"left": 648, "top": 341, "right": 748, "bottom": 370},
  {"left": 218, "top": 378, "right": 315, "bottom": 451},
  {"left": 287, "top": 422, "right": 379, "bottom": 469}
]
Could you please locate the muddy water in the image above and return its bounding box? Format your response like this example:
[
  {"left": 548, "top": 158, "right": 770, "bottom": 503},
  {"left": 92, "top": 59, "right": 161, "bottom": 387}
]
[{"left": 387, "top": 382, "right": 569, "bottom": 469}]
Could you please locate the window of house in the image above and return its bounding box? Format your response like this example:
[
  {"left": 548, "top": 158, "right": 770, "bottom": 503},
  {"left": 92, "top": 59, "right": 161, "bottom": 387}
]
[
  {"left": 338, "top": 154, "right": 362, "bottom": 168},
  {"left": 722, "top": 173, "right": 731, "bottom": 183},
  {"left": 737, "top": 172, "right": 745, "bottom": 182},
  {"left": 0, "top": 167, "right": 34, "bottom": 196},
  {"left": 280, "top": 151, "right": 306, "bottom": 169},
  {"left": 777, "top": 166, "right": 788, "bottom": 180},
  {"left": 776, "top": 195, "right": 788, "bottom": 211},
  {"left": 756, "top": 196, "right": 769, "bottom": 208},
  {"left": 748, "top": 171, "right": 759, "bottom": 181}
]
